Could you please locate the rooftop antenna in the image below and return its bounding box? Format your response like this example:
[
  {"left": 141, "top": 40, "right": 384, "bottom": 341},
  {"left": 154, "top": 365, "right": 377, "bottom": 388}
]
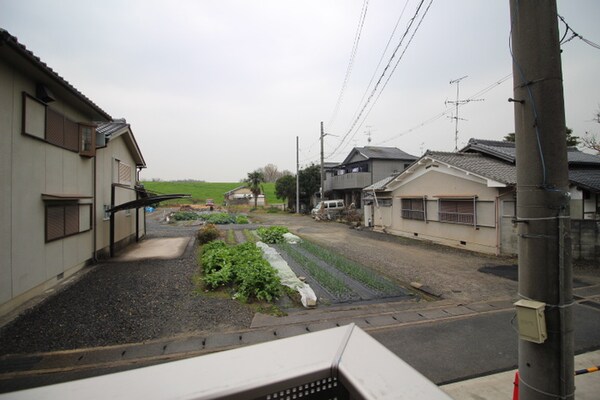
[
  {"left": 364, "top": 125, "right": 374, "bottom": 145},
  {"left": 445, "top": 76, "right": 484, "bottom": 151}
]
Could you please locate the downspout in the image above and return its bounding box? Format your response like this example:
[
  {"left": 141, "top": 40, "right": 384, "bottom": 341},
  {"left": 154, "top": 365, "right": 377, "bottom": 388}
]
[
  {"left": 110, "top": 183, "right": 115, "bottom": 257},
  {"left": 92, "top": 155, "right": 98, "bottom": 263},
  {"left": 495, "top": 193, "right": 501, "bottom": 256}
]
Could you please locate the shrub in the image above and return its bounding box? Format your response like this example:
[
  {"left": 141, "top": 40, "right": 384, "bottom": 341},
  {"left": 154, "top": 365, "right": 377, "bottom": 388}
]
[
  {"left": 235, "top": 215, "right": 249, "bottom": 224},
  {"left": 199, "top": 212, "right": 236, "bottom": 224},
  {"left": 199, "top": 241, "right": 281, "bottom": 302},
  {"left": 172, "top": 211, "right": 200, "bottom": 221},
  {"left": 256, "top": 226, "right": 289, "bottom": 244},
  {"left": 197, "top": 224, "right": 221, "bottom": 244}
]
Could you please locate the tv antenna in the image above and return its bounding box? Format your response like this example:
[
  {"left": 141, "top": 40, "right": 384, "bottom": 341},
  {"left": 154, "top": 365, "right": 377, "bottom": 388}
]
[
  {"left": 364, "top": 125, "right": 375, "bottom": 144},
  {"left": 445, "top": 76, "right": 484, "bottom": 151}
]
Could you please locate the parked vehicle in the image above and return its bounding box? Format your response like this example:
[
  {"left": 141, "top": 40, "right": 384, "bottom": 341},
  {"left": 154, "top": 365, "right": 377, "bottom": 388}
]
[{"left": 311, "top": 200, "right": 345, "bottom": 218}]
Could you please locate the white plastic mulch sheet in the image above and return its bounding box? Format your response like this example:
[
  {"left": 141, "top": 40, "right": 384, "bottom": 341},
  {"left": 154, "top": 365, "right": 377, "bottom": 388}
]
[
  {"left": 282, "top": 232, "right": 302, "bottom": 244},
  {"left": 256, "top": 241, "right": 317, "bottom": 308}
]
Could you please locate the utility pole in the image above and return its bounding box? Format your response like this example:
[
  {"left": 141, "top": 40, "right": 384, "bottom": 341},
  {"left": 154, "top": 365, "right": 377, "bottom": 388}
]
[
  {"left": 296, "top": 136, "right": 300, "bottom": 214},
  {"left": 446, "top": 76, "right": 483, "bottom": 151},
  {"left": 320, "top": 121, "right": 325, "bottom": 201},
  {"left": 510, "top": 1, "right": 573, "bottom": 399}
]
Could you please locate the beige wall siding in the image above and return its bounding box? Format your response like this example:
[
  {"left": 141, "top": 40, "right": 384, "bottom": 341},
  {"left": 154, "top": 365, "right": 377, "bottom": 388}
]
[
  {"left": 95, "top": 135, "right": 142, "bottom": 254},
  {"left": 0, "top": 62, "right": 14, "bottom": 304},
  {"left": 1, "top": 59, "right": 96, "bottom": 314},
  {"left": 374, "top": 169, "right": 503, "bottom": 255}
]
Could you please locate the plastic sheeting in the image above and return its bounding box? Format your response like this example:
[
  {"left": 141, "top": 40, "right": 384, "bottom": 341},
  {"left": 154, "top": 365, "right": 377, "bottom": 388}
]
[{"left": 256, "top": 241, "right": 317, "bottom": 308}]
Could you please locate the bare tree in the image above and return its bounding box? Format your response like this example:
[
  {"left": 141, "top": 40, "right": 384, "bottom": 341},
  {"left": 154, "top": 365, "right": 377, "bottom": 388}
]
[
  {"left": 261, "top": 163, "right": 284, "bottom": 182},
  {"left": 581, "top": 107, "right": 600, "bottom": 154}
]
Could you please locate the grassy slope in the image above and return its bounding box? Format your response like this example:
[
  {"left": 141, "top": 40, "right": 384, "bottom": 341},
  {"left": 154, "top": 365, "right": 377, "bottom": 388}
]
[{"left": 141, "top": 181, "right": 279, "bottom": 205}]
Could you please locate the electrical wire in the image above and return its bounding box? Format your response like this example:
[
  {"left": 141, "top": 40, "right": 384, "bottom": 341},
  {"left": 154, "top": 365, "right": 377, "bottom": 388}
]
[
  {"left": 328, "top": 0, "right": 370, "bottom": 127},
  {"left": 346, "top": 0, "right": 411, "bottom": 131},
  {"left": 327, "top": 0, "right": 430, "bottom": 159},
  {"left": 374, "top": 73, "right": 512, "bottom": 146},
  {"left": 338, "top": 0, "right": 436, "bottom": 155},
  {"left": 558, "top": 14, "right": 600, "bottom": 50}
]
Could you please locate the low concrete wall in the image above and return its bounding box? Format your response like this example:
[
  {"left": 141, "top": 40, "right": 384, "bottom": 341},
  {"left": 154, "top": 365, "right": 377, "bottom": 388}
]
[{"left": 571, "top": 219, "right": 600, "bottom": 261}]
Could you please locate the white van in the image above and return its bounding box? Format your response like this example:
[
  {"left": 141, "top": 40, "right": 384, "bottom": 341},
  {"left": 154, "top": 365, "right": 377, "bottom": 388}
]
[{"left": 311, "top": 200, "right": 345, "bottom": 218}]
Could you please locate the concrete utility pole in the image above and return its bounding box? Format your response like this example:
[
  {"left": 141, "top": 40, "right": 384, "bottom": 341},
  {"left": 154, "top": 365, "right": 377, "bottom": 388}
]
[
  {"left": 509, "top": 1, "right": 574, "bottom": 399},
  {"left": 320, "top": 121, "right": 325, "bottom": 201},
  {"left": 296, "top": 136, "right": 300, "bottom": 214}
]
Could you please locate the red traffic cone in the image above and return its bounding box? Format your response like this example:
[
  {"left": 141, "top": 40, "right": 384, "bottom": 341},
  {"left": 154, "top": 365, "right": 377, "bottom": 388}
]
[{"left": 512, "top": 371, "right": 519, "bottom": 400}]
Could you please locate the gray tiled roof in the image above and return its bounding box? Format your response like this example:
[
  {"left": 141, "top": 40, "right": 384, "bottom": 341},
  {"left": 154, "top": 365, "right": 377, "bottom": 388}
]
[
  {"left": 569, "top": 169, "right": 600, "bottom": 193},
  {"left": 426, "top": 151, "right": 517, "bottom": 185},
  {"left": 461, "top": 139, "right": 516, "bottom": 162},
  {"left": 342, "top": 146, "right": 417, "bottom": 165},
  {"left": 364, "top": 174, "right": 399, "bottom": 191},
  {"left": 96, "top": 119, "right": 129, "bottom": 138},
  {"left": 462, "top": 138, "right": 600, "bottom": 166},
  {"left": 0, "top": 29, "right": 111, "bottom": 120},
  {"left": 357, "top": 146, "right": 418, "bottom": 160}
]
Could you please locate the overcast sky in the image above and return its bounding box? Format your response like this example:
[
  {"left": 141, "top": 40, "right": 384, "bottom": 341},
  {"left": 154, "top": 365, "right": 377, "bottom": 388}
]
[{"left": 2, "top": 0, "right": 599, "bottom": 181}]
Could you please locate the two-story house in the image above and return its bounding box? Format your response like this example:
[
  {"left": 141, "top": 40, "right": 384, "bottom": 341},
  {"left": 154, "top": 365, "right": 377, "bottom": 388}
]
[
  {"left": 327, "top": 146, "right": 417, "bottom": 208},
  {"left": 0, "top": 29, "right": 150, "bottom": 317}
]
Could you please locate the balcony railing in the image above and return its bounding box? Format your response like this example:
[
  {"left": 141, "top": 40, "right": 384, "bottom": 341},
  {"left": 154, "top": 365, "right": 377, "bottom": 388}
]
[
  {"left": 330, "top": 172, "right": 371, "bottom": 190},
  {"left": 5, "top": 324, "right": 452, "bottom": 400}
]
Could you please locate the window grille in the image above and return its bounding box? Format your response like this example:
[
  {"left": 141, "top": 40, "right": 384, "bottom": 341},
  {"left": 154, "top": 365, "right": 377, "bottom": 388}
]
[
  {"left": 438, "top": 199, "right": 475, "bottom": 225},
  {"left": 401, "top": 198, "right": 425, "bottom": 220}
]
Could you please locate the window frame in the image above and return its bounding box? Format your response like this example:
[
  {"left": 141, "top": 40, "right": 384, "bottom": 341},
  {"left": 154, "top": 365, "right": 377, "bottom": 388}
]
[
  {"left": 45, "top": 203, "right": 92, "bottom": 242},
  {"left": 400, "top": 197, "right": 426, "bottom": 221},
  {"left": 437, "top": 197, "right": 477, "bottom": 226},
  {"left": 22, "top": 91, "right": 97, "bottom": 156}
]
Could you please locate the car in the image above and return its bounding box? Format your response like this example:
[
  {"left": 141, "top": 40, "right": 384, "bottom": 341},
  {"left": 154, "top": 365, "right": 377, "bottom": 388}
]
[{"left": 311, "top": 200, "right": 345, "bottom": 218}]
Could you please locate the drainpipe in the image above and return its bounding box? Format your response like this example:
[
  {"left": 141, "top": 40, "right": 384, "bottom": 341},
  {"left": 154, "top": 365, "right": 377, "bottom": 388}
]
[
  {"left": 495, "top": 193, "right": 501, "bottom": 256},
  {"left": 110, "top": 184, "right": 115, "bottom": 257},
  {"left": 92, "top": 155, "right": 98, "bottom": 263}
]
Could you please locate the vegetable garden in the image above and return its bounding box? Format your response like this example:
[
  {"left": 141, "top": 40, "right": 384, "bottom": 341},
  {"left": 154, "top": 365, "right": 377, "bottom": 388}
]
[{"left": 195, "top": 224, "right": 412, "bottom": 307}]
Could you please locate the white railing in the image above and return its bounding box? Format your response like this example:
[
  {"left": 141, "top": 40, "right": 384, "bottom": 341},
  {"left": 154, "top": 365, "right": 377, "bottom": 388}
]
[{"left": 2, "top": 324, "right": 453, "bottom": 400}]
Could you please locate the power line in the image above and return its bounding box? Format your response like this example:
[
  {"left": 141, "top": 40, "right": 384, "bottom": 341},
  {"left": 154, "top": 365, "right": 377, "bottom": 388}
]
[
  {"left": 327, "top": 0, "right": 370, "bottom": 127},
  {"left": 346, "top": 0, "right": 411, "bottom": 131},
  {"left": 328, "top": 0, "right": 434, "bottom": 159},
  {"left": 374, "top": 73, "right": 512, "bottom": 146},
  {"left": 558, "top": 14, "right": 600, "bottom": 50},
  {"left": 339, "top": 0, "right": 435, "bottom": 155}
]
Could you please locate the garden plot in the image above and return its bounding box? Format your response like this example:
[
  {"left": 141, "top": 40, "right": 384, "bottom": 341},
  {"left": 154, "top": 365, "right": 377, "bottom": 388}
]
[{"left": 273, "top": 240, "right": 412, "bottom": 305}]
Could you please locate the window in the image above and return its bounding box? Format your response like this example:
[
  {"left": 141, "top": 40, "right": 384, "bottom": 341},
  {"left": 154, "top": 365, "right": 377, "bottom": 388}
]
[
  {"left": 23, "top": 94, "right": 46, "bottom": 139},
  {"left": 79, "top": 124, "right": 96, "bottom": 157},
  {"left": 46, "top": 203, "right": 91, "bottom": 242},
  {"left": 439, "top": 199, "right": 475, "bottom": 225},
  {"left": 22, "top": 92, "right": 96, "bottom": 156},
  {"left": 401, "top": 198, "right": 425, "bottom": 220},
  {"left": 117, "top": 161, "right": 132, "bottom": 185}
]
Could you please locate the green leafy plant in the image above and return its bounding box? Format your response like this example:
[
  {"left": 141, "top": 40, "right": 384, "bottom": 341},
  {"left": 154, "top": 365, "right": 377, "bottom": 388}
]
[
  {"left": 196, "top": 224, "right": 221, "bottom": 244},
  {"left": 235, "top": 215, "right": 249, "bottom": 224},
  {"left": 172, "top": 211, "right": 200, "bottom": 221},
  {"left": 256, "top": 226, "right": 289, "bottom": 244},
  {"left": 199, "top": 241, "right": 281, "bottom": 302},
  {"left": 199, "top": 212, "right": 236, "bottom": 224}
]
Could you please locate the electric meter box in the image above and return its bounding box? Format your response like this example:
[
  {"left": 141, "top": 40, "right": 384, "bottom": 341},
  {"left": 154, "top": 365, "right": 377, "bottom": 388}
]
[{"left": 514, "top": 299, "right": 547, "bottom": 344}]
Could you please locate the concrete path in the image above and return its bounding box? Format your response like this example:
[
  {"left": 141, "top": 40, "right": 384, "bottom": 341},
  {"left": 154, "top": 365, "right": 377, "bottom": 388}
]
[{"left": 112, "top": 237, "right": 191, "bottom": 261}]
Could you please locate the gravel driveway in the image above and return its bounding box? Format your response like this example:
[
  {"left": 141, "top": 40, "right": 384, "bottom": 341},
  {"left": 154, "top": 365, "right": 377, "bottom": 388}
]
[{"left": 0, "top": 213, "right": 254, "bottom": 356}]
